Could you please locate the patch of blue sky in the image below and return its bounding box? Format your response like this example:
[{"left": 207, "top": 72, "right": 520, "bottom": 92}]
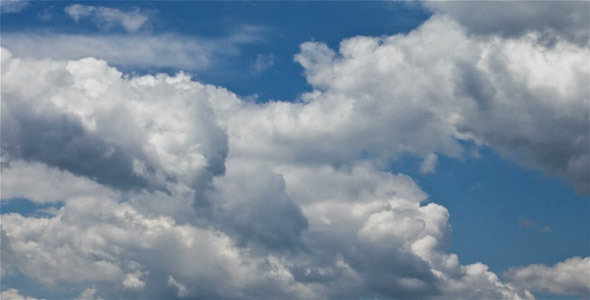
[
  {"left": 1, "top": 271, "right": 97, "bottom": 300},
  {"left": 1, "top": 198, "right": 63, "bottom": 217},
  {"left": 389, "top": 144, "right": 589, "bottom": 275},
  {"left": 0, "top": 1, "right": 430, "bottom": 101}
]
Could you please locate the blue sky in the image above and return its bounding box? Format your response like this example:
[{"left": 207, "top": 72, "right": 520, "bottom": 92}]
[
  {"left": 1, "top": 1, "right": 589, "bottom": 299},
  {"left": 1, "top": 1, "right": 431, "bottom": 101}
]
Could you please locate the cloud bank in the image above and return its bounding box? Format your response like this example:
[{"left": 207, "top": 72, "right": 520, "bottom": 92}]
[
  {"left": 504, "top": 257, "right": 590, "bottom": 297},
  {"left": 1, "top": 2, "right": 588, "bottom": 299}
]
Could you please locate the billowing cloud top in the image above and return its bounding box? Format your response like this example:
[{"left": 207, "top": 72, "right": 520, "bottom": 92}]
[{"left": 1, "top": 2, "right": 588, "bottom": 299}]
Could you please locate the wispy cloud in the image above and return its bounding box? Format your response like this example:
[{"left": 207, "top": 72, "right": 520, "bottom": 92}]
[
  {"left": 253, "top": 53, "right": 275, "bottom": 73},
  {"left": 419, "top": 153, "right": 438, "bottom": 174},
  {"left": 65, "top": 4, "right": 151, "bottom": 32},
  {"left": 519, "top": 216, "right": 552, "bottom": 233},
  {"left": 0, "top": 0, "right": 29, "bottom": 14},
  {"left": 2, "top": 27, "right": 267, "bottom": 71}
]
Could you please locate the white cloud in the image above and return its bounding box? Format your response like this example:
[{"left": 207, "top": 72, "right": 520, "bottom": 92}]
[
  {"left": 0, "top": 48, "right": 533, "bottom": 297},
  {"left": 1, "top": 2, "right": 588, "bottom": 298},
  {"left": 77, "top": 287, "right": 102, "bottom": 300},
  {"left": 1, "top": 160, "right": 118, "bottom": 203},
  {"left": 504, "top": 257, "right": 590, "bottom": 297},
  {"left": 0, "top": 288, "right": 38, "bottom": 300},
  {"left": 420, "top": 153, "right": 438, "bottom": 174},
  {"left": 1, "top": 27, "right": 265, "bottom": 71},
  {"left": 122, "top": 271, "right": 147, "bottom": 290},
  {"left": 65, "top": 4, "right": 150, "bottom": 32},
  {"left": 0, "top": 196, "right": 313, "bottom": 298},
  {"left": 253, "top": 54, "right": 275, "bottom": 73},
  {"left": 1, "top": 50, "right": 233, "bottom": 200},
  {"left": 284, "top": 15, "right": 589, "bottom": 194},
  {"left": 0, "top": 0, "right": 29, "bottom": 14}
]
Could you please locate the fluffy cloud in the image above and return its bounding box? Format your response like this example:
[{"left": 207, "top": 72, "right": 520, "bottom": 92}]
[
  {"left": 504, "top": 257, "right": 590, "bottom": 297},
  {"left": 0, "top": 48, "right": 533, "bottom": 298},
  {"left": 0, "top": 288, "right": 38, "bottom": 300},
  {"left": 222, "top": 14, "right": 589, "bottom": 195},
  {"left": 1, "top": 160, "right": 118, "bottom": 204},
  {"left": 2, "top": 48, "right": 231, "bottom": 199},
  {"left": 65, "top": 4, "right": 151, "bottom": 32},
  {"left": 283, "top": 16, "right": 588, "bottom": 194},
  {"left": 2, "top": 2, "right": 587, "bottom": 298},
  {"left": 0, "top": 196, "right": 311, "bottom": 299}
]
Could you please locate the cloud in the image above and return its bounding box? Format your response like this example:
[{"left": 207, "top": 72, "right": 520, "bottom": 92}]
[
  {"left": 0, "top": 196, "right": 312, "bottom": 299},
  {"left": 424, "top": 1, "right": 590, "bottom": 45},
  {"left": 253, "top": 54, "right": 275, "bottom": 73},
  {"left": 420, "top": 153, "right": 438, "bottom": 174},
  {"left": 167, "top": 276, "right": 188, "bottom": 297},
  {"left": 65, "top": 4, "right": 151, "bottom": 32},
  {"left": 2, "top": 2, "right": 587, "bottom": 297},
  {"left": 0, "top": 0, "right": 29, "bottom": 14},
  {"left": 0, "top": 48, "right": 533, "bottom": 298},
  {"left": 285, "top": 16, "right": 589, "bottom": 194},
  {"left": 518, "top": 216, "right": 552, "bottom": 233},
  {"left": 504, "top": 257, "right": 590, "bottom": 297},
  {"left": 1, "top": 160, "right": 119, "bottom": 204},
  {"left": 0, "top": 288, "right": 38, "bottom": 300},
  {"left": 2, "top": 49, "right": 231, "bottom": 200},
  {"left": 209, "top": 160, "right": 309, "bottom": 250},
  {"left": 78, "top": 287, "right": 102, "bottom": 300},
  {"left": 1, "top": 27, "right": 266, "bottom": 71}
]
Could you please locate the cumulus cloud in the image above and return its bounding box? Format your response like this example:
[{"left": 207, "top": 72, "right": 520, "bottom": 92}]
[
  {"left": 65, "top": 4, "right": 151, "bottom": 32},
  {"left": 284, "top": 16, "right": 589, "bottom": 194},
  {"left": 0, "top": 197, "right": 309, "bottom": 298},
  {"left": 504, "top": 257, "right": 590, "bottom": 297},
  {"left": 77, "top": 287, "right": 102, "bottom": 300},
  {"left": 0, "top": 288, "right": 38, "bottom": 300},
  {"left": 0, "top": 47, "right": 534, "bottom": 298},
  {"left": 1, "top": 2, "right": 587, "bottom": 298},
  {"left": 2, "top": 48, "right": 231, "bottom": 199},
  {"left": 1, "top": 160, "right": 119, "bottom": 203}
]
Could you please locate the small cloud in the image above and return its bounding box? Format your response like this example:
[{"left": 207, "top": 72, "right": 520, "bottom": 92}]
[
  {"left": 540, "top": 226, "right": 552, "bottom": 233},
  {"left": 519, "top": 216, "right": 552, "bottom": 233},
  {"left": 518, "top": 216, "right": 536, "bottom": 228},
  {"left": 78, "top": 287, "right": 102, "bottom": 300},
  {"left": 168, "top": 276, "right": 188, "bottom": 297},
  {"left": 38, "top": 6, "right": 55, "bottom": 21},
  {"left": 0, "top": 0, "right": 29, "bottom": 14},
  {"left": 471, "top": 182, "right": 483, "bottom": 190},
  {"left": 420, "top": 153, "right": 438, "bottom": 174},
  {"left": 253, "top": 53, "right": 275, "bottom": 73},
  {"left": 65, "top": 4, "right": 151, "bottom": 32}
]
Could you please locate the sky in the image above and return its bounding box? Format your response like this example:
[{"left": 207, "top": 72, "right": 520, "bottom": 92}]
[{"left": 1, "top": 1, "right": 589, "bottom": 299}]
